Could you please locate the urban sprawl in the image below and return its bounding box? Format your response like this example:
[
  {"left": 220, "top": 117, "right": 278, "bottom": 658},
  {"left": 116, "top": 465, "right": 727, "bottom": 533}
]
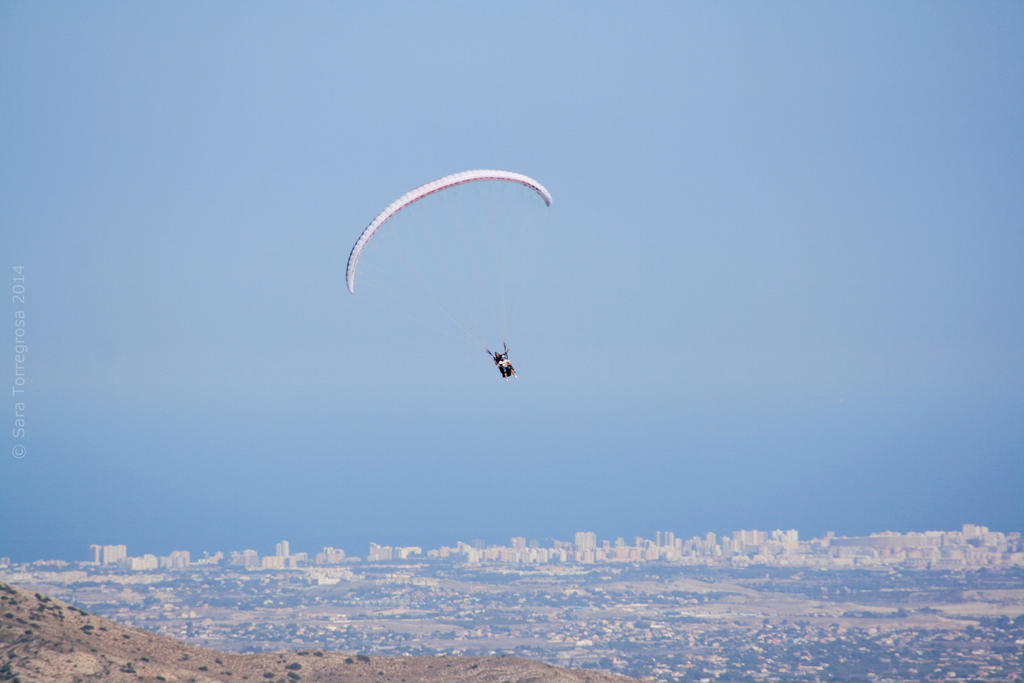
[{"left": 3, "top": 525, "right": 1022, "bottom": 682}]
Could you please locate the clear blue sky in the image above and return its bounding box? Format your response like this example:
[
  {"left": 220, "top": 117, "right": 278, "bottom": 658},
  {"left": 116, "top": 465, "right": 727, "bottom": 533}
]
[{"left": 2, "top": 3, "right": 1022, "bottom": 561}]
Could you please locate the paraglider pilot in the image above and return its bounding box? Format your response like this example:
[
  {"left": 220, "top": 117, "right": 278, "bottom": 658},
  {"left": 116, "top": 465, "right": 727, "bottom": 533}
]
[{"left": 487, "top": 343, "right": 516, "bottom": 381}]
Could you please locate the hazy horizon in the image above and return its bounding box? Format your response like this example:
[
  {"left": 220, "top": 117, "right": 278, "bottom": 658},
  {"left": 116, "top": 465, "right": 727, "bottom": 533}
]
[{"left": 11, "top": 521, "right": 1014, "bottom": 566}]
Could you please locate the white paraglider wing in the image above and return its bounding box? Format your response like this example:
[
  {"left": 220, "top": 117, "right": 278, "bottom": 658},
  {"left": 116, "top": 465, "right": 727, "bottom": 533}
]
[{"left": 346, "top": 169, "right": 552, "bottom": 294}]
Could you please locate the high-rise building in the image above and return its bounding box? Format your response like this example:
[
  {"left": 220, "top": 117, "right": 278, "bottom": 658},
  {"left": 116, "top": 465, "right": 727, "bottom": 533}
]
[
  {"left": 92, "top": 544, "right": 127, "bottom": 565},
  {"left": 261, "top": 555, "right": 286, "bottom": 569},
  {"left": 276, "top": 540, "right": 290, "bottom": 557},
  {"left": 129, "top": 554, "right": 158, "bottom": 571},
  {"left": 228, "top": 550, "right": 260, "bottom": 568},
  {"left": 316, "top": 547, "right": 346, "bottom": 564},
  {"left": 368, "top": 543, "right": 394, "bottom": 561},
  {"left": 574, "top": 531, "right": 597, "bottom": 551},
  {"left": 163, "top": 550, "right": 190, "bottom": 569}
]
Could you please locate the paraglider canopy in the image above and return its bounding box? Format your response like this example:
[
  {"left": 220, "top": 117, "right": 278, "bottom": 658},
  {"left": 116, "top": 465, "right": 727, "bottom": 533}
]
[{"left": 346, "top": 169, "right": 552, "bottom": 294}]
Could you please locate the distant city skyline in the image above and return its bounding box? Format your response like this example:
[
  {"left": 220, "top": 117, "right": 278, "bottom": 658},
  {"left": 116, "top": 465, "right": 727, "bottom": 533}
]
[{"left": 2, "top": 523, "right": 1019, "bottom": 574}]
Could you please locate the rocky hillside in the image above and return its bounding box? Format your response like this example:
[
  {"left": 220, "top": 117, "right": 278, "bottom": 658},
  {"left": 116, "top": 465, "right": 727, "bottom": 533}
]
[{"left": 0, "top": 582, "right": 635, "bottom": 682}]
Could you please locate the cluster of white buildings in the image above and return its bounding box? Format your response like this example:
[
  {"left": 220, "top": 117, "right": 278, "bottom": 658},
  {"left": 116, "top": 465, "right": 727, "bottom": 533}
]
[
  {"left": 58, "top": 525, "right": 1024, "bottom": 574},
  {"left": 818, "top": 524, "right": 1021, "bottom": 569},
  {"left": 82, "top": 541, "right": 349, "bottom": 572},
  {"left": 369, "top": 525, "right": 1023, "bottom": 570},
  {"left": 367, "top": 543, "right": 423, "bottom": 561},
  {"left": 89, "top": 544, "right": 196, "bottom": 571},
  {"left": 86, "top": 544, "right": 213, "bottom": 571},
  {"left": 407, "top": 528, "right": 802, "bottom": 566}
]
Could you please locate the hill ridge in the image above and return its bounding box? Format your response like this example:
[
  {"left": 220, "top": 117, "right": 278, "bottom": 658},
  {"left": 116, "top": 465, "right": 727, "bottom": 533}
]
[{"left": 0, "top": 581, "right": 634, "bottom": 682}]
